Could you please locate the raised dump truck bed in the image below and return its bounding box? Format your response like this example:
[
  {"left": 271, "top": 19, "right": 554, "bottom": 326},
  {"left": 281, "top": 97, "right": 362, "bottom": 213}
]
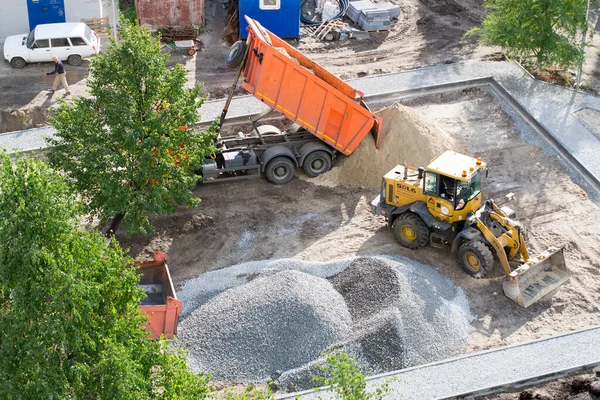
[{"left": 241, "top": 16, "right": 381, "bottom": 155}]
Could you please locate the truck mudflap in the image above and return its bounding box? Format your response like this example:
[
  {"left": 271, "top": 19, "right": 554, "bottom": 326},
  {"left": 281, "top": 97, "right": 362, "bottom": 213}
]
[{"left": 502, "top": 246, "right": 571, "bottom": 308}]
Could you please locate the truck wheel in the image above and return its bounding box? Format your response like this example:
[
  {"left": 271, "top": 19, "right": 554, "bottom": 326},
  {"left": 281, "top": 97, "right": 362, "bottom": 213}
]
[
  {"left": 392, "top": 213, "right": 429, "bottom": 249},
  {"left": 458, "top": 240, "right": 495, "bottom": 278},
  {"left": 68, "top": 55, "right": 82, "bottom": 66},
  {"left": 10, "top": 57, "right": 26, "bottom": 68},
  {"left": 303, "top": 151, "right": 331, "bottom": 177},
  {"left": 265, "top": 156, "right": 295, "bottom": 184},
  {"left": 226, "top": 40, "right": 247, "bottom": 69}
]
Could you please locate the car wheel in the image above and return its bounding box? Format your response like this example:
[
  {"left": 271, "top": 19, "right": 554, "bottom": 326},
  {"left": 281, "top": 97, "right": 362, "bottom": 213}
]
[
  {"left": 68, "top": 55, "right": 82, "bottom": 66},
  {"left": 10, "top": 57, "right": 26, "bottom": 68}
]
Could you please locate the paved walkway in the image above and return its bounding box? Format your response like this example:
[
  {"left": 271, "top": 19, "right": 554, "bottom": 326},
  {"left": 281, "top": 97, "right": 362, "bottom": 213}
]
[
  {"left": 278, "top": 326, "right": 600, "bottom": 399},
  {"left": 2, "top": 60, "right": 599, "bottom": 186}
]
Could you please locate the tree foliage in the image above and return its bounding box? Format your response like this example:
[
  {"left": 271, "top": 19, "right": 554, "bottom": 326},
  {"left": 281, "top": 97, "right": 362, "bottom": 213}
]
[
  {"left": 47, "top": 17, "right": 217, "bottom": 235},
  {"left": 466, "top": 0, "right": 591, "bottom": 71},
  {"left": 0, "top": 152, "right": 210, "bottom": 398},
  {"left": 314, "top": 351, "right": 395, "bottom": 400}
]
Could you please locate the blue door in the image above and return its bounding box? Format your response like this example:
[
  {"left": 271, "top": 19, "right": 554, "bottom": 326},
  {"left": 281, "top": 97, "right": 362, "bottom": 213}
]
[{"left": 27, "top": 0, "right": 66, "bottom": 31}]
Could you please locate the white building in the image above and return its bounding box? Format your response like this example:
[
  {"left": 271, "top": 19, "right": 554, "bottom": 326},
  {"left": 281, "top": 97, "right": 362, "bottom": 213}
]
[{"left": 1, "top": 0, "right": 117, "bottom": 42}]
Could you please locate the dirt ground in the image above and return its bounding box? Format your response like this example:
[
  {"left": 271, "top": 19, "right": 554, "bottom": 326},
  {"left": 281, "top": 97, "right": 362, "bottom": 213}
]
[
  {"left": 2, "top": 1, "right": 600, "bottom": 396},
  {"left": 1, "top": 0, "right": 599, "bottom": 132},
  {"left": 476, "top": 367, "right": 600, "bottom": 400},
  {"left": 118, "top": 87, "right": 600, "bottom": 376}
]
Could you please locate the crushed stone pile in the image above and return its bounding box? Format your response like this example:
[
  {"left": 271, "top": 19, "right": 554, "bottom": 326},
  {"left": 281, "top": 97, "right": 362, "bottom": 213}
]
[
  {"left": 176, "top": 270, "right": 352, "bottom": 382},
  {"left": 310, "top": 102, "right": 466, "bottom": 189},
  {"left": 175, "top": 256, "right": 473, "bottom": 388},
  {"left": 275, "top": 257, "right": 473, "bottom": 391}
]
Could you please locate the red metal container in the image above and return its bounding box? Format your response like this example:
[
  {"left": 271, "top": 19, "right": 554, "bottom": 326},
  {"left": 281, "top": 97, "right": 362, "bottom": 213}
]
[
  {"left": 136, "top": 252, "right": 182, "bottom": 339},
  {"left": 241, "top": 16, "right": 382, "bottom": 155}
]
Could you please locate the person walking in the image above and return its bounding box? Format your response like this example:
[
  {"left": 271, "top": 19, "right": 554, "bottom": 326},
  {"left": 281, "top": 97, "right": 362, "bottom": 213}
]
[{"left": 47, "top": 56, "right": 70, "bottom": 95}]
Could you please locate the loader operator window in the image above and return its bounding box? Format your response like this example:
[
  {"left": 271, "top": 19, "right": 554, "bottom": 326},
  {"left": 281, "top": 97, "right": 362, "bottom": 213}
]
[
  {"left": 455, "top": 170, "right": 482, "bottom": 210},
  {"left": 424, "top": 172, "right": 437, "bottom": 195},
  {"left": 440, "top": 175, "right": 455, "bottom": 202}
]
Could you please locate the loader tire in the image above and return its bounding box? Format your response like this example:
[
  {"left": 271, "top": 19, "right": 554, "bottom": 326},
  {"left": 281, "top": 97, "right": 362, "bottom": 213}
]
[
  {"left": 458, "top": 240, "right": 495, "bottom": 278},
  {"left": 265, "top": 156, "right": 295, "bottom": 185},
  {"left": 392, "top": 213, "right": 429, "bottom": 249}
]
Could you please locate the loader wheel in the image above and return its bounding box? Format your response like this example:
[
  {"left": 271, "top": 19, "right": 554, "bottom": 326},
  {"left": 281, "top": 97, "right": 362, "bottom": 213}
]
[
  {"left": 265, "top": 156, "right": 295, "bottom": 185},
  {"left": 458, "top": 240, "right": 495, "bottom": 278},
  {"left": 303, "top": 151, "right": 331, "bottom": 177},
  {"left": 392, "top": 213, "right": 429, "bottom": 249},
  {"left": 226, "top": 40, "right": 247, "bottom": 69}
]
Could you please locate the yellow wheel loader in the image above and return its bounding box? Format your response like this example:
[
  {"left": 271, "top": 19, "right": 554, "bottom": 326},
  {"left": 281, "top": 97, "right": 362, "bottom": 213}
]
[{"left": 370, "top": 150, "right": 570, "bottom": 307}]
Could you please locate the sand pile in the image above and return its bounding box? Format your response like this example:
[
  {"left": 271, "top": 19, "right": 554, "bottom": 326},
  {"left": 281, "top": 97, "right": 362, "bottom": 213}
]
[
  {"left": 311, "top": 103, "right": 465, "bottom": 189},
  {"left": 176, "top": 270, "right": 352, "bottom": 381},
  {"left": 176, "top": 256, "right": 473, "bottom": 387}
]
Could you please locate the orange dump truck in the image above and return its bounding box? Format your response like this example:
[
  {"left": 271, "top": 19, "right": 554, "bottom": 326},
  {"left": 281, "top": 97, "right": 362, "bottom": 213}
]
[
  {"left": 201, "top": 16, "right": 382, "bottom": 184},
  {"left": 135, "top": 252, "right": 182, "bottom": 339}
]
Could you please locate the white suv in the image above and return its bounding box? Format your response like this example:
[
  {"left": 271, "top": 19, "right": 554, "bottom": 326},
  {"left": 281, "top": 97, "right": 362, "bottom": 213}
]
[{"left": 3, "top": 22, "right": 101, "bottom": 68}]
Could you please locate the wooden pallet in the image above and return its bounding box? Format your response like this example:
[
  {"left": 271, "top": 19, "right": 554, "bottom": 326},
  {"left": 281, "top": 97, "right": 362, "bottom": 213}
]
[
  {"left": 81, "top": 17, "right": 111, "bottom": 39},
  {"left": 158, "top": 25, "right": 199, "bottom": 41}
]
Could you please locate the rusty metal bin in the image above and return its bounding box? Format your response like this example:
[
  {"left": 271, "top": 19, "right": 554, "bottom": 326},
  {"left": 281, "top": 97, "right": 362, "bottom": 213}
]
[{"left": 135, "top": 252, "right": 182, "bottom": 339}]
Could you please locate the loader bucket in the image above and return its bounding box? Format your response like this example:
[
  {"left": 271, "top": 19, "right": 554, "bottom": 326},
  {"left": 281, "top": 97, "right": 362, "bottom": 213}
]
[{"left": 502, "top": 247, "right": 570, "bottom": 308}]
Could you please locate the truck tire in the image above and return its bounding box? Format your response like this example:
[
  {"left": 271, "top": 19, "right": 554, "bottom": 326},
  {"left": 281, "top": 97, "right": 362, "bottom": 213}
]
[
  {"left": 392, "top": 213, "right": 429, "bottom": 249},
  {"left": 303, "top": 151, "right": 331, "bottom": 177},
  {"left": 226, "top": 40, "right": 247, "bottom": 69},
  {"left": 265, "top": 156, "right": 295, "bottom": 184},
  {"left": 10, "top": 57, "right": 26, "bottom": 68},
  {"left": 457, "top": 240, "right": 495, "bottom": 278}
]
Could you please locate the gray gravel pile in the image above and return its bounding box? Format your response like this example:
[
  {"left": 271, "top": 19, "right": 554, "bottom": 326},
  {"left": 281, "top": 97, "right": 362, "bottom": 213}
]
[
  {"left": 176, "top": 270, "right": 352, "bottom": 381},
  {"left": 329, "top": 257, "right": 402, "bottom": 319},
  {"left": 175, "top": 255, "right": 473, "bottom": 386}
]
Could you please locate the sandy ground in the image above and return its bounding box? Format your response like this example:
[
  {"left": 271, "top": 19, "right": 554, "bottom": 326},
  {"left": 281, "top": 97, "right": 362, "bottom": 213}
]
[
  {"left": 118, "top": 87, "right": 600, "bottom": 363},
  {"left": 1, "top": 0, "right": 599, "bottom": 132},
  {"left": 2, "top": 1, "right": 600, "bottom": 395}
]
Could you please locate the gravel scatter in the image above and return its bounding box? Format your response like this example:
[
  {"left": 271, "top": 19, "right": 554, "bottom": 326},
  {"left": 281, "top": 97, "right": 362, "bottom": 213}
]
[
  {"left": 176, "top": 255, "right": 473, "bottom": 386},
  {"left": 176, "top": 270, "right": 352, "bottom": 381}
]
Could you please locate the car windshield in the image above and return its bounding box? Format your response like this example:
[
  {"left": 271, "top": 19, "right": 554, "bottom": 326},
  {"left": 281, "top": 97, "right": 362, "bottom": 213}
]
[
  {"left": 455, "top": 170, "right": 481, "bottom": 209},
  {"left": 26, "top": 30, "right": 35, "bottom": 48}
]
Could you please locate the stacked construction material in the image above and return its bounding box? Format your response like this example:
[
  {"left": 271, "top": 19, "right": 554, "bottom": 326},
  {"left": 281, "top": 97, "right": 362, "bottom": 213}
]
[
  {"left": 359, "top": 9, "right": 391, "bottom": 31},
  {"left": 346, "top": 0, "right": 400, "bottom": 31},
  {"left": 347, "top": 1, "right": 377, "bottom": 23}
]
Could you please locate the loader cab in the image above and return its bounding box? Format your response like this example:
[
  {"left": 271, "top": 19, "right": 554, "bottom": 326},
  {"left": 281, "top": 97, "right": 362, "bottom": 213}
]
[{"left": 423, "top": 151, "right": 486, "bottom": 223}]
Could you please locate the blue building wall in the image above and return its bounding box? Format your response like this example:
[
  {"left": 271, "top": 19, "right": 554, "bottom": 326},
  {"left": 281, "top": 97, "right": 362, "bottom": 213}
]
[{"left": 239, "top": 0, "right": 300, "bottom": 38}]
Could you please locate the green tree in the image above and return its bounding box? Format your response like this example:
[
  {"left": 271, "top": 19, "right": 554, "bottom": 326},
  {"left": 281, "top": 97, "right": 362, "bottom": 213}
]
[
  {"left": 47, "top": 17, "right": 217, "bottom": 236},
  {"left": 314, "top": 351, "right": 395, "bottom": 400},
  {"left": 0, "top": 152, "right": 210, "bottom": 398},
  {"left": 466, "top": 0, "right": 591, "bottom": 72}
]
